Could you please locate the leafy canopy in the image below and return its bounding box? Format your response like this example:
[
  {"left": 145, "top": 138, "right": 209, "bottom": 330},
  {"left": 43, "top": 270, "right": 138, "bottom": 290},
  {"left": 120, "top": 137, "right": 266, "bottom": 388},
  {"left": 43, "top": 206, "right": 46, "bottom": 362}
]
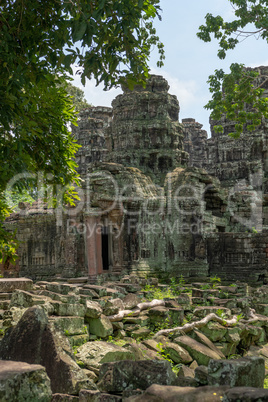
[
  {"left": 63, "top": 82, "right": 92, "bottom": 112},
  {"left": 0, "top": 0, "right": 164, "bottom": 265},
  {"left": 197, "top": 0, "right": 268, "bottom": 136}
]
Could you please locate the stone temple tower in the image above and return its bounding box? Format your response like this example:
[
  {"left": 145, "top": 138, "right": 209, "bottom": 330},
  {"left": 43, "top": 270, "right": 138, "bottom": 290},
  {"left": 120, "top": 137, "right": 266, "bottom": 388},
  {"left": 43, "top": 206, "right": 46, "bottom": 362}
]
[
  {"left": 106, "top": 75, "right": 188, "bottom": 184},
  {"left": 72, "top": 106, "right": 113, "bottom": 177}
]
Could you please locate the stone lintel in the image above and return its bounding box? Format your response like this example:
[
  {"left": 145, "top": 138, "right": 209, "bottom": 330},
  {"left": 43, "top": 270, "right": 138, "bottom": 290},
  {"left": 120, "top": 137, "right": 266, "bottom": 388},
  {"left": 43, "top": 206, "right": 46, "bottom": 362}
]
[{"left": 0, "top": 278, "right": 33, "bottom": 293}]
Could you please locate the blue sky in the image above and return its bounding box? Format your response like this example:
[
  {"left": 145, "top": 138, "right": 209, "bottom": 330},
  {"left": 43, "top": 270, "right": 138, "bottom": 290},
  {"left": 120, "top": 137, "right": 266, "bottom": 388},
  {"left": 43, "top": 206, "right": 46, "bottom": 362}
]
[{"left": 72, "top": 0, "right": 268, "bottom": 135}]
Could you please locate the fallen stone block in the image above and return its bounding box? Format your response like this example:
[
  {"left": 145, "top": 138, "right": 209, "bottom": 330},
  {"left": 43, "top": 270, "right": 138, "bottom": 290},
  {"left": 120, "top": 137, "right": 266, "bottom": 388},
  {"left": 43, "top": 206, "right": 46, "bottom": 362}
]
[
  {"left": 163, "top": 342, "right": 193, "bottom": 364},
  {"left": 192, "top": 330, "right": 225, "bottom": 358},
  {"left": 79, "top": 389, "right": 122, "bottom": 401},
  {"left": 0, "top": 306, "right": 95, "bottom": 395},
  {"left": 51, "top": 301, "right": 86, "bottom": 317},
  {"left": 87, "top": 314, "right": 113, "bottom": 338},
  {"left": 85, "top": 300, "right": 103, "bottom": 318},
  {"left": 123, "top": 293, "right": 140, "bottom": 309},
  {"left": 75, "top": 341, "right": 135, "bottom": 371},
  {"left": 174, "top": 335, "right": 223, "bottom": 366},
  {"left": 0, "top": 278, "right": 33, "bottom": 293},
  {"left": 103, "top": 298, "right": 125, "bottom": 316},
  {"left": 124, "top": 384, "right": 230, "bottom": 401},
  {"left": 0, "top": 360, "right": 52, "bottom": 402},
  {"left": 193, "top": 306, "right": 231, "bottom": 319},
  {"left": 97, "top": 360, "right": 177, "bottom": 393},
  {"left": 208, "top": 356, "right": 265, "bottom": 388},
  {"left": 49, "top": 316, "right": 86, "bottom": 336},
  {"left": 223, "top": 387, "right": 268, "bottom": 401}
]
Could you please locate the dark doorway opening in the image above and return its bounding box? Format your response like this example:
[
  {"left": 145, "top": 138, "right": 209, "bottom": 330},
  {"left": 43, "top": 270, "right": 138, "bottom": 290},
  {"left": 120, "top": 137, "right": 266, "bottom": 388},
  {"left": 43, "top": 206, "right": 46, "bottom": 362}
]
[{"left": 102, "top": 227, "right": 109, "bottom": 270}]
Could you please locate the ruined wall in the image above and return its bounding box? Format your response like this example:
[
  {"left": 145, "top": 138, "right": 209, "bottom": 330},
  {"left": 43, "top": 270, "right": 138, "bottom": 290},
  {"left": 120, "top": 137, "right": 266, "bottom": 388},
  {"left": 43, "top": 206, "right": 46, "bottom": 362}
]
[
  {"left": 184, "top": 67, "right": 268, "bottom": 191},
  {"left": 4, "top": 202, "right": 87, "bottom": 280},
  {"left": 207, "top": 233, "right": 268, "bottom": 283}
]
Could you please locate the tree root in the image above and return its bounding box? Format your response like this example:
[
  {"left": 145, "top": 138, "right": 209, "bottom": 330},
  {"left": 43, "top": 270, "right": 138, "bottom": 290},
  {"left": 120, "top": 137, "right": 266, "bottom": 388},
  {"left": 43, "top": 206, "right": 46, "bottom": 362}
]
[
  {"left": 108, "top": 299, "right": 165, "bottom": 322},
  {"left": 153, "top": 313, "right": 238, "bottom": 338},
  {"left": 153, "top": 308, "right": 264, "bottom": 338}
]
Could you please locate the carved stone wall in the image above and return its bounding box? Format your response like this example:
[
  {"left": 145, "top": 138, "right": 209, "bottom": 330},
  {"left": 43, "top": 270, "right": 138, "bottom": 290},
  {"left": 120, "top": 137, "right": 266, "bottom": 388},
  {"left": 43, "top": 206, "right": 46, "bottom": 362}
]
[
  {"left": 3, "top": 202, "right": 87, "bottom": 280},
  {"left": 207, "top": 233, "right": 268, "bottom": 283}
]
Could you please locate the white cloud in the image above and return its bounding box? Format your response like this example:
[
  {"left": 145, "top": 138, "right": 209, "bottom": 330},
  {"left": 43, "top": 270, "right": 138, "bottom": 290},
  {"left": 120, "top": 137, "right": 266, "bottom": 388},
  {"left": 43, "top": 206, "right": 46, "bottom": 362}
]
[
  {"left": 249, "top": 60, "right": 268, "bottom": 68},
  {"left": 149, "top": 66, "right": 199, "bottom": 109}
]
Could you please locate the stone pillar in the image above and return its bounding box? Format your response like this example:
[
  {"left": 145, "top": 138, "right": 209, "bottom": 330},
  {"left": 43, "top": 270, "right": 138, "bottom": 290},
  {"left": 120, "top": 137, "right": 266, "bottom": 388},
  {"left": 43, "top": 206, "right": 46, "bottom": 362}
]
[
  {"left": 85, "top": 215, "right": 103, "bottom": 282},
  {"left": 96, "top": 218, "right": 103, "bottom": 275}
]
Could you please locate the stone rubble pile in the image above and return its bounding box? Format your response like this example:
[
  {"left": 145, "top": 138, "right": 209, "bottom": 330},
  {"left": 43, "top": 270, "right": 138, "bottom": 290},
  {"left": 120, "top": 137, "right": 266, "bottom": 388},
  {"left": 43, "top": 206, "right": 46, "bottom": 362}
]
[{"left": 1, "top": 276, "right": 268, "bottom": 400}]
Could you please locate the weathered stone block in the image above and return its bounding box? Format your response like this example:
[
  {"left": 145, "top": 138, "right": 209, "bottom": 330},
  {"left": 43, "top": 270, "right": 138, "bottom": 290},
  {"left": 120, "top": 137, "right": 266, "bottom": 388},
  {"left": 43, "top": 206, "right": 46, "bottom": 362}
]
[
  {"left": 87, "top": 314, "right": 113, "bottom": 338},
  {"left": 49, "top": 316, "right": 86, "bottom": 336},
  {"left": 75, "top": 341, "right": 135, "bottom": 371},
  {"left": 0, "top": 361, "right": 52, "bottom": 402},
  {"left": 0, "top": 278, "right": 33, "bottom": 293},
  {"left": 0, "top": 306, "right": 95, "bottom": 395},
  {"left": 85, "top": 300, "right": 103, "bottom": 318},
  {"left": 174, "top": 335, "right": 223, "bottom": 366},
  {"left": 97, "top": 360, "right": 177, "bottom": 393},
  {"left": 208, "top": 356, "right": 265, "bottom": 388},
  {"left": 51, "top": 301, "right": 86, "bottom": 317}
]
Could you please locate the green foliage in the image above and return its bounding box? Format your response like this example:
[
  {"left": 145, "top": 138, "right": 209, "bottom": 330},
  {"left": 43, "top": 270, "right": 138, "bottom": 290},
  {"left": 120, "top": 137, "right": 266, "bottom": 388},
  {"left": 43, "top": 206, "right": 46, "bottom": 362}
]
[
  {"left": 197, "top": 1, "right": 268, "bottom": 137},
  {"left": 182, "top": 312, "right": 194, "bottom": 326},
  {"left": 210, "top": 276, "right": 221, "bottom": 286},
  {"left": 1, "top": 0, "right": 164, "bottom": 91},
  {"left": 107, "top": 335, "right": 127, "bottom": 346},
  {"left": 236, "top": 313, "right": 244, "bottom": 322},
  {"left": 59, "top": 81, "right": 92, "bottom": 112},
  {"left": 201, "top": 284, "right": 211, "bottom": 290},
  {"left": 5, "top": 189, "right": 35, "bottom": 211},
  {"left": 178, "top": 275, "right": 186, "bottom": 287},
  {"left": 264, "top": 377, "right": 268, "bottom": 389},
  {"left": 169, "top": 277, "right": 182, "bottom": 295},
  {"left": 228, "top": 353, "right": 242, "bottom": 360},
  {"left": 197, "top": 1, "right": 268, "bottom": 60},
  {"left": 142, "top": 284, "right": 179, "bottom": 301},
  {"left": 76, "top": 360, "right": 85, "bottom": 368},
  {"left": 156, "top": 342, "right": 173, "bottom": 365},
  {"left": 205, "top": 64, "right": 268, "bottom": 137},
  {"left": 216, "top": 309, "right": 228, "bottom": 325}
]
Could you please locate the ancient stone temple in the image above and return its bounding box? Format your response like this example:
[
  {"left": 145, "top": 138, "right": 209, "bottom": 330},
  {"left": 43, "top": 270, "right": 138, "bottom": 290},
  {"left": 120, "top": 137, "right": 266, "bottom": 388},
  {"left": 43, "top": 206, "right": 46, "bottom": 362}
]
[{"left": 3, "top": 74, "right": 268, "bottom": 283}]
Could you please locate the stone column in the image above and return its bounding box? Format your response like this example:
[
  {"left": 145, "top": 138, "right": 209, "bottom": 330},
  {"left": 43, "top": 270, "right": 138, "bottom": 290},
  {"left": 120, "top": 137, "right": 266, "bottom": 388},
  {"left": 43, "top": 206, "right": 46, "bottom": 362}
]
[
  {"left": 85, "top": 214, "right": 104, "bottom": 282},
  {"left": 85, "top": 215, "right": 97, "bottom": 282},
  {"left": 96, "top": 218, "right": 103, "bottom": 275}
]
